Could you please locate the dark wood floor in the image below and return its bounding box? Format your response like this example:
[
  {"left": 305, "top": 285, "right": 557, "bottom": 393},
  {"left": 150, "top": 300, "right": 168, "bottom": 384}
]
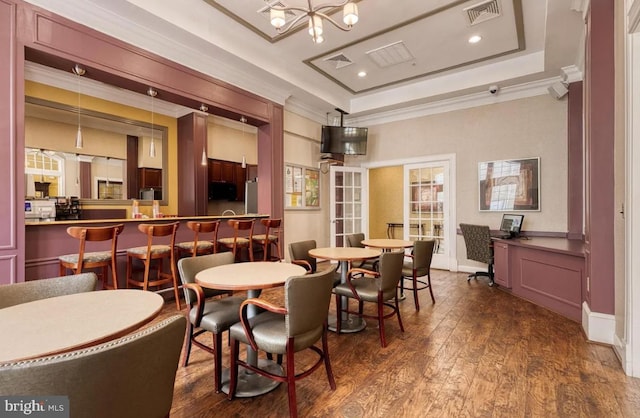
[{"left": 153, "top": 268, "right": 640, "bottom": 417}]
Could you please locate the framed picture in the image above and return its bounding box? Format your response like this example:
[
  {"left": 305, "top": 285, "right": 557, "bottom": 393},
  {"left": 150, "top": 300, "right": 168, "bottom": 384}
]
[
  {"left": 285, "top": 164, "right": 320, "bottom": 210},
  {"left": 478, "top": 157, "right": 540, "bottom": 211}
]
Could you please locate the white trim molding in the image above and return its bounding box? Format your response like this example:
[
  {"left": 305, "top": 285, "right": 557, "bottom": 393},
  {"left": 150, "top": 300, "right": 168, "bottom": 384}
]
[{"left": 582, "top": 302, "right": 615, "bottom": 344}]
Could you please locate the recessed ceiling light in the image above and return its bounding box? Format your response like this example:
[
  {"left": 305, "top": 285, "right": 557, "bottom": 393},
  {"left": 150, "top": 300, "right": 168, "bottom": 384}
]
[
  {"left": 468, "top": 35, "right": 482, "bottom": 44},
  {"left": 358, "top": 71, "right": 367, "bottom": 77}
]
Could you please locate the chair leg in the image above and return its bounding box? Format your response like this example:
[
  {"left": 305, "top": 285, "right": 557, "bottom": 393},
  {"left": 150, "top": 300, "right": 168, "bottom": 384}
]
[
  {"left": 322, "top": 324, "right": 336, "bottom": 390},
  {"left": 59, "top": 263, "right": 66, "bottom": 276},
  {"left": 378, "top": 294, "right": 386, "bottom": 347},
  {"left": 427, "top": 273, "right": 435, "bottom": 304},
  {"left": 170, "top": 260, "right": 181, "bottom": 310},
  {"left": 413, "top": 274, "right": 420, "bottom": 311},
  {"left": 182, "top": 323, "right": 194, "bottom": 367},
  {"left": 227, "top": 339, "right": 240, "bottom": 400},
  {"left": 335, "top": 294, "right": 342, "bottom": 335},
  {"left": 286, "top": 341, "right": 298, "bottom": 418},
  {"left": 102, "top": 265, "right": 109, "bottom": 290},
  {"left": 213, "top": 332, "right": 223, "bottom": 393},
  {"left": 111, "top": 257, "right": 118, "bottom": 290},
  {"left": 396, "top": 294, "right": 405, "bottom": 333}
]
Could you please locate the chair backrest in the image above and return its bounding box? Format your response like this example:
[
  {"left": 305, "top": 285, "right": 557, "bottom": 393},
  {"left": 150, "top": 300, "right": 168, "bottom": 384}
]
[
  {"left": 227, "top": 219, "right": 255, "bottom": 244},
  {"left": 0, "top": 315, "right": 186, "bottom": 418},
  {"left": 413, "top": 239, "right": 436, "bottom": 275},
  {"left": 284, "top": 267, "right": 337, "bottom": 339},
  {"left": 260, "top": 218, "right": 281, "bottom": 231},
  {"left": 377, "top": 251, "right": 405, "bottom": 292},
  {"left": 459, "top": 223, "right": 492, "bottom": 263},
  {"left": 288, "top": 240, "right": 317, "bottom": 272},
  {"left": 66, "top": 224, "right": 124, "bottom": 268},
  {"left": 345, "top": 233, "right": 366, "bottom": 249},
  {"left": 137, "top": 222, "right": 179, "bottom": 255},
  {"left": 0, "top": 273, "right": 98, "bottom": 309},
  {"left": 186, "top": 220, "right": 220, "bottom": 255},
  {"left": 177, "top": 252, "right": 235, "bottom": 304}
]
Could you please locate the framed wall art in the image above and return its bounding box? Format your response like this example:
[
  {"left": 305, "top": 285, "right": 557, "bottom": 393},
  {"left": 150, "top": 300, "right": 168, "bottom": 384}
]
[
  {"left": 478, "top": 157, "right": 540, "bottom": 211},
  {"left": 285, "top": 164, "right": 320, "bottom": 209}
]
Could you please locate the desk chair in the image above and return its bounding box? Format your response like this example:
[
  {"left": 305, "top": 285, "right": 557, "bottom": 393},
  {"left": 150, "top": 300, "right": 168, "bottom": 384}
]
[
  {"left": 126, "top": 222, "right": 181, "bottom": 309},
  {"left": 218, "top": 219, "right": 255, "bottom": 262},
  {"left": 58, "top": 224, "right": 124, "bottom": 289},
  {"left": 459, "top": 223, "right": 494, "bottom": 286},
  {"left": 227, "top": 267, "right": 338, "bottom": 418},
  {"left": 0, "top": 315, "right": 186, "bottom": 418},
  {"left": 175, "top": 220, "right": 219, "bottom": 258}
]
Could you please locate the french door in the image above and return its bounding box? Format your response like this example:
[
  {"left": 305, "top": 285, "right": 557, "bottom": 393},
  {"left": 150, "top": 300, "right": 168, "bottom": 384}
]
[
  {"left": 329, "top": 166, "right": 367, "bottom": 247},
  {"left": 404, "top": 159, "right": 454, "bottom": 270}
]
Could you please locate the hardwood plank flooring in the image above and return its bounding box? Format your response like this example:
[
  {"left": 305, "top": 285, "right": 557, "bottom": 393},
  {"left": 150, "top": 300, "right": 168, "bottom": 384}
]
[{"left": 149, "top": 269, "right": 640, "bottom": 417}]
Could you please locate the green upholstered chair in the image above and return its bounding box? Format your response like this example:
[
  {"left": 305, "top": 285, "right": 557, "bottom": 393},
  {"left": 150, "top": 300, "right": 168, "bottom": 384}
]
[
  {"left": 177, "top": 252, "right": 245, "bottom": 393},
  {"left": 0, "top": 272, "right": 97, "bottom": 309},
  {"left": 0, "top": 315, "right": 186, "bottom": 418},
  {"left": 345, "top": 232, "right": 379, "bottom": 270},
  {"left": 288, "top": 240, "right": 341, "bottom": 286},
  {"left": 227, "top": 267, "right": 338, "bottom": 418},
  {"left": 333, "top": 250, "right": 405, "bottom": 347},
  {"left": 400, "top": 239, "right": 436, "bottom": 311}
]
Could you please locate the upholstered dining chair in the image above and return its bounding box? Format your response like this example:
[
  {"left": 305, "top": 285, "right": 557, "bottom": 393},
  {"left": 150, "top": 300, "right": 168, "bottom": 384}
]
[
  {"left": 251, "top": 218, "right": 282, "bottom": 261},
  {"left": 227, "top": 267, "right": 338, "bottom": 418},
  {"left": 58, "top": 224, "right": 124, "bottom": 289},
  {"left": 218, "top": 219, "right": 255, "bottom": 262},
  {"left": 125, "top": 221, "right": 181, "bottom": 309},
  {"left": 177, "top": 252, "right": 245, "bottom": 393},
  {"left": 333, "top": 250, "right": 405, "bottom": 347},
  {"left": 0, "top": 273, "right": 97, "bottom": 309},
  {"left": 0, "top": 315, "right": 186, "bottom": 418},
  {"left": 288, "top": 240, "right": 340, "bottom": 286},
  {"left": 175, "top": 220, "right": 219, "bottom": 258},
  {"left": 345, "top": 232, "right": 379, "bottom": 270},
  {"left": 400, "top": 239, "right": 436, "bottom": 311},
  {"left": 459, "top": 223, "right": 494, "bottom": 286}
]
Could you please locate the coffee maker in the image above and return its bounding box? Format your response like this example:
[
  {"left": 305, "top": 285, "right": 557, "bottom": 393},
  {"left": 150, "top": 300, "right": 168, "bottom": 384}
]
[{"left": 54, "top": 196, "right": 81, "bottom": 221}]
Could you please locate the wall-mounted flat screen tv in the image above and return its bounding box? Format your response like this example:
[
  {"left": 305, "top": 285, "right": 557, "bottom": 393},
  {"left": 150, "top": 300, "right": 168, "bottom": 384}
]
[{"left": 321, "top": 125, "right": 368, "bottom": 155}]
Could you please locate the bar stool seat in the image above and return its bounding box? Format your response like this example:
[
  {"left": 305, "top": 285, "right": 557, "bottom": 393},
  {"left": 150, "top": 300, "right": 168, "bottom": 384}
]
[
  {"left": 126, "top": 222, "right": 181, "bottom": 310},
  {"left": 59, "top": 224, "right": 124, "bottom": 290},
  {"left": 175, "top": 221, "right": 219, "bottom": 258}
]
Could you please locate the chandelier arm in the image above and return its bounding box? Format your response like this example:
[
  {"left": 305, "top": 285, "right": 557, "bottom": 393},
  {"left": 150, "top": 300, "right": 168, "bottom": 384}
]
[
  {"left": 315, "top": 11, "right": 353, "bottom": 31},
  {"left": 311, "top": 1, "right": 349, "bottom": 13},
  {"left": 274, "top": 13, "right": 312, "bottom": 34},
  {"left": 268, "top": 5, "right": 308, "bottom": 13}
]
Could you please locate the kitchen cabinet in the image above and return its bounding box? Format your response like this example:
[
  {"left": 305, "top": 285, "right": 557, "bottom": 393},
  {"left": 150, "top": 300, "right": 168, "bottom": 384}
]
[
  {"left": 208, "top": 159, "right": 253, "bottom": 201},
  {"left": 235, "top": 164, "right": 247, "bottom": 201},
  {"left": 138, "top": 167, "right": 162, "bottom": 189}
]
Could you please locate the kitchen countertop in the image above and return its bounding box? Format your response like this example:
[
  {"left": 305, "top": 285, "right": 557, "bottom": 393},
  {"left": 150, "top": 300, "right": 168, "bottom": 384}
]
[{"left": 25, "top": 213, "right": 268, "bottom": 227}]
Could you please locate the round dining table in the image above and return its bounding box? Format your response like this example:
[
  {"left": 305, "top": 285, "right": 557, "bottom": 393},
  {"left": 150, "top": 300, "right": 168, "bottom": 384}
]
[
  {"left": 308, "top": 247, "right": 381, "bottom": 333},
  {"left": 361, "top": 238, "right": 414, "bottom": 251},
  {"left": 195, "top": 261, "right": 306, "bottom": 397},
  {"left": 0, "top": 289, "right": 164, "bottom": 363}
]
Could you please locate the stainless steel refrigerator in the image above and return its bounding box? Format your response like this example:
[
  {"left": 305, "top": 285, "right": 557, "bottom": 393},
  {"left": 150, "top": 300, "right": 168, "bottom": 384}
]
[{"left": 245, "top": 180, "right": 258, "bottom": 214}]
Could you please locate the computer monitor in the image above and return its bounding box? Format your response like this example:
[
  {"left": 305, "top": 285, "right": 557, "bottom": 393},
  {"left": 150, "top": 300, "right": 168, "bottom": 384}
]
[{"left": 500, "top": 214, "right": 524, "bottom": 238}]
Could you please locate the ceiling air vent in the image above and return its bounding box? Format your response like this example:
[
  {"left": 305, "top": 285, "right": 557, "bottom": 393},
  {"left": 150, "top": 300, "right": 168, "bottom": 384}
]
[
  {"left": 324, "top": 53, "right": 353, "bottom": 69},
  {"left": 464, "top": 0, "right": 501, "bottom": 26},
  {"left": 366, "top": 41, "right": 414, "bottom": 68}
]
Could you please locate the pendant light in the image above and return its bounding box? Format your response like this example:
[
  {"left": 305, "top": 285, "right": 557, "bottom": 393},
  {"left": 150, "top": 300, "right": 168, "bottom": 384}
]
[
  {"left": 200, "top": 104, "right": 208, "bottom": 166},
  {"left": 72, "top": 64, "right": 85, "bottom": 149},
  {"left": 240, "top": 116, "right": 247, "bottom": 168},
  {"left": 147, "top": 87, "right": 157, "bottom": 158}
]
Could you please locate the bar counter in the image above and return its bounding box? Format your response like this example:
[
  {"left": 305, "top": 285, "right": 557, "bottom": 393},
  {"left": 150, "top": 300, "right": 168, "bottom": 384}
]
[{"left": 24, "top": 214, "right": 269, "bottom": 284}]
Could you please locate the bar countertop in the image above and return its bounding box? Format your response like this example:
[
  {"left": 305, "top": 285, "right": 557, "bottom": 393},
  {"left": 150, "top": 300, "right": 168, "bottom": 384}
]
[{"left": 25, "top": 213, "right": 268, "bottom": 227}]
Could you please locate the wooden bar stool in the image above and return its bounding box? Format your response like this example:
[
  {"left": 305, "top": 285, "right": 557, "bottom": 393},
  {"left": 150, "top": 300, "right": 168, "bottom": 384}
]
[
  {"left": 59, "top": 224, "right": 124, "bottom": 290},
  {"left": 251, "top": 218, "right": 282, "bottom": 261},
  {"left": 126, "top": 222, "right": 181, "bottom": 310},
  {"left": 217, "top": 219, "right": 255, "bottom": 262},
  {"left": 175, "top": 221, "right": 219, "bottom": 258}
]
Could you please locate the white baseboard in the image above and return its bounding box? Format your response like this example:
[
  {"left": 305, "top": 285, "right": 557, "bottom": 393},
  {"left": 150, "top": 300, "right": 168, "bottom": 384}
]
[
  {"left": 457, "top": 264, "right": 488, "bottom": 275},
  {"left": 613, "top": 333, "right": 633, "bottom": 375},
  {"left": 582, "top": 302, "right": 615, "bottom": 344}
]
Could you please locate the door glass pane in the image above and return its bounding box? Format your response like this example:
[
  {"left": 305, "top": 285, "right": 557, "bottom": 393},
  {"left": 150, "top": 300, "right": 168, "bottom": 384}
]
[{"left": 408, "top": 165, "right": 445, "bottom": 254}]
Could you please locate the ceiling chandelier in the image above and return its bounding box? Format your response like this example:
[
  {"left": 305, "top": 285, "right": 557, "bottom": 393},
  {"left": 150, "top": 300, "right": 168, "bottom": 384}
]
[{"left": 269, "top": 0, "right": 359, "bottom": 44}]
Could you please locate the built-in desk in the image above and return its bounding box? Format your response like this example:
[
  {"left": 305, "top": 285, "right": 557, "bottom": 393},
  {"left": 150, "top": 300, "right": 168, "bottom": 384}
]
[{"left": 492, "top": 237, "right": 585, "bottom": 322}]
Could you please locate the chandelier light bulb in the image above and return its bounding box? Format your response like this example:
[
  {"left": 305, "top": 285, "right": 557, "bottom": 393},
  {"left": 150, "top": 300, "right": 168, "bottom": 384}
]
[
  {"left": 343, "top": 3, "right": 358, "bottom": 26},
  {"left": 308, "top": 15, "right": 323, "bottom": 37},
  {"left": 270, "top": 9, "right": 286, "bottom": 29}
]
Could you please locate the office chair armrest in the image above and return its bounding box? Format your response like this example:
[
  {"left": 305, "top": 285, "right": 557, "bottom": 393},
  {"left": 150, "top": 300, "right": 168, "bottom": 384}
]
[
  {"left": 291, "top": 259, "right": 312, "bottom": 272},
  {"left": 239, "top": 298, "right": 287, "bottom": 351},
  {"left": 183, "top": 282, "right": 206, "bottom": 327}
]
